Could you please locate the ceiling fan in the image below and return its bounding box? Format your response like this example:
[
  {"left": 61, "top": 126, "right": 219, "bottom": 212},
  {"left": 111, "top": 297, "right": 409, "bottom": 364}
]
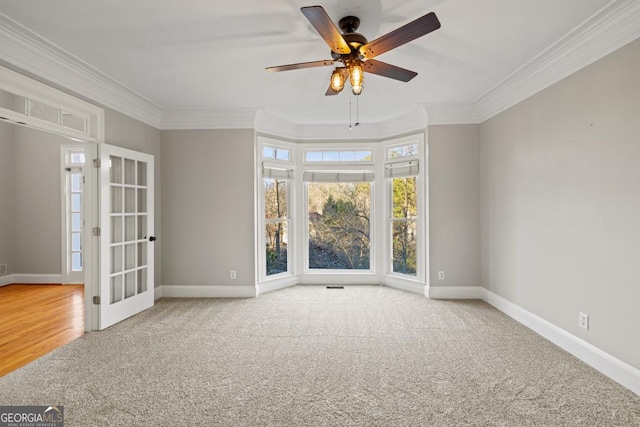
[{"left": 266, "top": 5, "right": 441, "bottom": 96}]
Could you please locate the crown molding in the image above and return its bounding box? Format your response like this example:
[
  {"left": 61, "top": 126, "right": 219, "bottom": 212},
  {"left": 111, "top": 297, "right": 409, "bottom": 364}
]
[
  {"left": 255, "top": 107, "right": 428, "bottom": 141},
  {"left": 1, "top": 1, "right": 638, "bottom": 130},
  {"left": 160, "top": 108, "right": 259, "bottom": 130},
  {"left": 0, "top": 12, "right": 163, "bottom": 128},
  {"left": 475, "top": 0, "right": 640, "bottom": 122}
]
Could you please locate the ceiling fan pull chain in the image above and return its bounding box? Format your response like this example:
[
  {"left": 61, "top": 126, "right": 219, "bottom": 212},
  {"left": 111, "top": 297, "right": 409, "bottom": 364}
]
[{"left": 349, "top": 92, "right": 352, "bottom": 130}]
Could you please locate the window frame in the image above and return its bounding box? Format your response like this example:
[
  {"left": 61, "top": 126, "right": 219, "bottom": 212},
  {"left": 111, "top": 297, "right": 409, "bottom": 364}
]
[
  {"left": 304, "top": 179, "right": 375, "bottom": 273},
  {"left": 60, "top": 145, "right": 86, "bottom": 284},
  {"left": 383, "top": 135, "right": 426, "bottom": 283},
  {"left": 257, "top": 137, "right": 295, "bottom": 283},
  {"left": 255, "top": 133, "right": 427, "bottom": 290},
  {"left": 300, "top": 142, "right": 377, "bottom": 275}
]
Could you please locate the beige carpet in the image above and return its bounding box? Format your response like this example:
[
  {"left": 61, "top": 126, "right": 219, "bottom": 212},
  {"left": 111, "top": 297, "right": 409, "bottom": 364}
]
[{"left": 1, "top": 285, "right": 638, "bottom": 426}]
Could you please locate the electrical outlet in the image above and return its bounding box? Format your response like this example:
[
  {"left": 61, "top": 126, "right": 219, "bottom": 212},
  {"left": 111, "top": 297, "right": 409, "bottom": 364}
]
[
  {"left": 579, "top": 312, "right": 589, "bottom": 330},
  {"left": 0, "top": 264, "right": 6, "bottom": 276},
  {"left": 230, "top": 270, "right": 237, "bottom": 280},
  {"left": 438, "top": 271, "right": 445, "bottom": 280}
]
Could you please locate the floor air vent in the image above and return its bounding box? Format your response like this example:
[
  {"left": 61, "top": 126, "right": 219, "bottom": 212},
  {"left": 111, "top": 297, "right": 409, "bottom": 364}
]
[{"left": 326, "top": 286, "right": 344, "bottom": 289}]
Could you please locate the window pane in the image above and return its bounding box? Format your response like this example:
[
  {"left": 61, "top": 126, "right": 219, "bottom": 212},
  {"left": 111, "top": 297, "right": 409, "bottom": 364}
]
[
  {"left": 71, "top": 174, "right": 82, "bottom": 192},
  {"left": 388, "top": 147, "right": 403, "bottom": 159},
  {"left": 110, "top": 156, "right": 122, "bottom": 184},
  {"left": 305, "top": 151, "right": 323, "bottom": 162},
  {"left": 70, "top": 152, "right": 85, "bottom": 164},
  {"left": 392, "top": 177, "right": 417, "bottom": 219},
  {"left": 124, "top": 159, "right": 135, "bottom": 185},
  {"left": 71, "top": 193, "right": 82, "bottom": 212},
  {"left": 266, "top": 221, "right": 288, "bottom": 276},
  {"left": 29, "top": 99, "right": 59, "bottom": 124},
  {"left": 137, "top": 161, "right": 147, "bottom": 186},
  {"left": 388, "top": 144, "right": 418, "bottom": 159},
  {"left": 355, "top": 151, "right": 372, "bottom": 161},
  {"left": 322, "top": 151, "right": 339, "bottom": 162},
  {"left": 0, "top": 89, "right": 26, "bottom": 114},
  {"left": 264, "top": 179, "right": 287, "bottom": 219},
  {"left": 71, "top": 232, "right": 82, "bottom": 251},
  {"left": 71, "top": 213, "right": 82, "bottom": 232},
  {"left": 62, "top": 113, "right": 86, "bottom": 132},
  {"left": 338, "top": 151, "right": 355, "bottom": 162},
  {"left": 308, "top": 182, "right": 370, "bottom": 270},
  {"left": 392, "top": 220, "right": 417, "bottom": 276},
  {"left": 72, "top": 252, "right": 83, "bottom": 272},
  {"left": 276, "top": 149, "right": 290, "bottom": 161},
  {"left": 263, "top": 146, "right": 275, "bottom": 159}
]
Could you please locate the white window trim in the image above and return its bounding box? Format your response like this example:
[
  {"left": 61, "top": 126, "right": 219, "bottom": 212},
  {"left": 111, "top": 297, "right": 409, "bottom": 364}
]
[
  {"left": 256, "top": 137, "right": 296, "bottom": 284},
  {"left": 60, "top": 145, "right": 85, "bottom": 285},
  {"left": 0, "top": 66, "right": 104, "bottom": 143},
  {"left": 382, "top": 134, "right": 427, "bottom": 284},
  {"left": 255, "top": 133, "right": 428, "bottom": 291}
]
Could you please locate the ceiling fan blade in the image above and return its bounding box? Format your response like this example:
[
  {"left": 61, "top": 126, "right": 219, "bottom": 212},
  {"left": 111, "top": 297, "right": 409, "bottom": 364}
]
[
  {"left": 363, "top": 59, "right": 417, "bottom": 82},
  {"left": 325, "top": 85, "right": 340, "bottom": 96},
  {"left": 359, "top": 12, "right": 441, "bottom": 59},
  {"left": 301, "top": 6, "right": 351, "bottom": 54},
  {"left": 266, "top": 60, "right": 335, "bottom": 72}
]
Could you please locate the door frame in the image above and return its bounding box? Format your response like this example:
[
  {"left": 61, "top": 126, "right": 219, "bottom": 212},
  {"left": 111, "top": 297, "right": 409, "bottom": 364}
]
[
  {"left": 85, "top": 142, "right": 100, "bottom": 331},
  {"left": 0, "top": 65, "right": 106, "bottom": 332}
]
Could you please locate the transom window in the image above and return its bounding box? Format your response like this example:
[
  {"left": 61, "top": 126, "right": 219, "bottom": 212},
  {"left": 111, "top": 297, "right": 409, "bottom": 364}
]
[
  {"left": 305, "top": 149, "right": 373, "bottom": 163},
  {"left": 388, "top": 143, "right": 418, "bottom": 159},
  {"left": 263, "top": 145, "right": 290, "bottom": 161}
]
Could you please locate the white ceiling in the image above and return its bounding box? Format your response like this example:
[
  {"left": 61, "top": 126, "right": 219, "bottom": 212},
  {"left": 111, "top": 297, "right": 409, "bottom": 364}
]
[{"left": 0, "top": 0, "right": 631, "bottom": 126}]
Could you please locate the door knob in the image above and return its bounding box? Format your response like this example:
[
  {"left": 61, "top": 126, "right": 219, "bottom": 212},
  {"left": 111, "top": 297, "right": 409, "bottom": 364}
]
[{"left": 149, "top": 236, "right": 157, "bottom": 242}]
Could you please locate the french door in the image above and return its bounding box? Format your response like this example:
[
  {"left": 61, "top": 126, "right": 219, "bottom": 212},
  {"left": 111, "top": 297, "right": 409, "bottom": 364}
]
[{"left": 98, "top": 143, "right": 154, "bottom": 330}]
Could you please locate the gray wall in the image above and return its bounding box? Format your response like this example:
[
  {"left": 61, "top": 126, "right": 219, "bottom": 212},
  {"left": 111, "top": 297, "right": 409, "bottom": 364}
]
[
  {"left": 0, "top": 121, "right": 14, "bottom": 274},
  {"left": 480, "top": 39, "right": 640, "bottom": 369},
  {"left": 12, "top": 127, "right": 73, "bottom": 273},
  {"left": 105, "top": 109, "right": 162, "bottom": 288},
  {"left": 0, "top": 105, "right": 162, "bottom": 287},
  {"left": 161, "top": 129, "right": 255, "bottom": 287},
  {"left": 428, "top": 124, "right": 481, "bottom": 288}
]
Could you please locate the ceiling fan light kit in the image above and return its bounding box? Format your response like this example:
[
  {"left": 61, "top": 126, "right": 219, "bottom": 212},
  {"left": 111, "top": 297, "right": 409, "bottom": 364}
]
[{"left": 266, "top": 5, "right": 441, "bottom": 97}]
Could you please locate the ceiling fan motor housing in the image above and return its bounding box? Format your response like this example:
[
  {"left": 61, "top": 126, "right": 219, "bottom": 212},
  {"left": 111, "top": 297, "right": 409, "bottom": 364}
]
[{"left": 338, "top": 15, "right": 360, "bottom": 33}]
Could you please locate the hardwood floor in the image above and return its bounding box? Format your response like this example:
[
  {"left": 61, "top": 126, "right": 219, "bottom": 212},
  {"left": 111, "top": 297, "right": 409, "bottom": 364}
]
[{"left": 0, "top": 284, "right": 84, "bottom": 377}]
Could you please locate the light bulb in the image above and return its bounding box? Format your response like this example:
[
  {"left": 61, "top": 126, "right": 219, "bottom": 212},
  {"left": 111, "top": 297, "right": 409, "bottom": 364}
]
[
  {"left": 349, "top": 64, "right": 364, "bottom": 96},
  {"left": 330, "top": 69, "right": 345, "bottom": 93}
]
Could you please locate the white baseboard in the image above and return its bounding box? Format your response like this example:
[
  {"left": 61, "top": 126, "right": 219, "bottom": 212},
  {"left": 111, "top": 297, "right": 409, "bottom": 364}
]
[
  {"left": 154, "top": 285, "right": 163, "bottom": 300},
  {"left": 382, "top": 276, "right": 425, "bottom": 295},
  {"left": 428, "top": 285, "right": 485, "bottom": 299},
  {"left": 483, "top": 289, "right": 640, "bottom": 396},
  {"left": 160, "top": 285, "right": 257, "bottom": 298},
  {"left": 0, "top": 274, "right": 14, "bottom": 287},
  {"left": 11, "top": 274, "right": 63, "bottom": 284},
  {"left": 257, "top": 277, "right": 297, "bottom": 296}
]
